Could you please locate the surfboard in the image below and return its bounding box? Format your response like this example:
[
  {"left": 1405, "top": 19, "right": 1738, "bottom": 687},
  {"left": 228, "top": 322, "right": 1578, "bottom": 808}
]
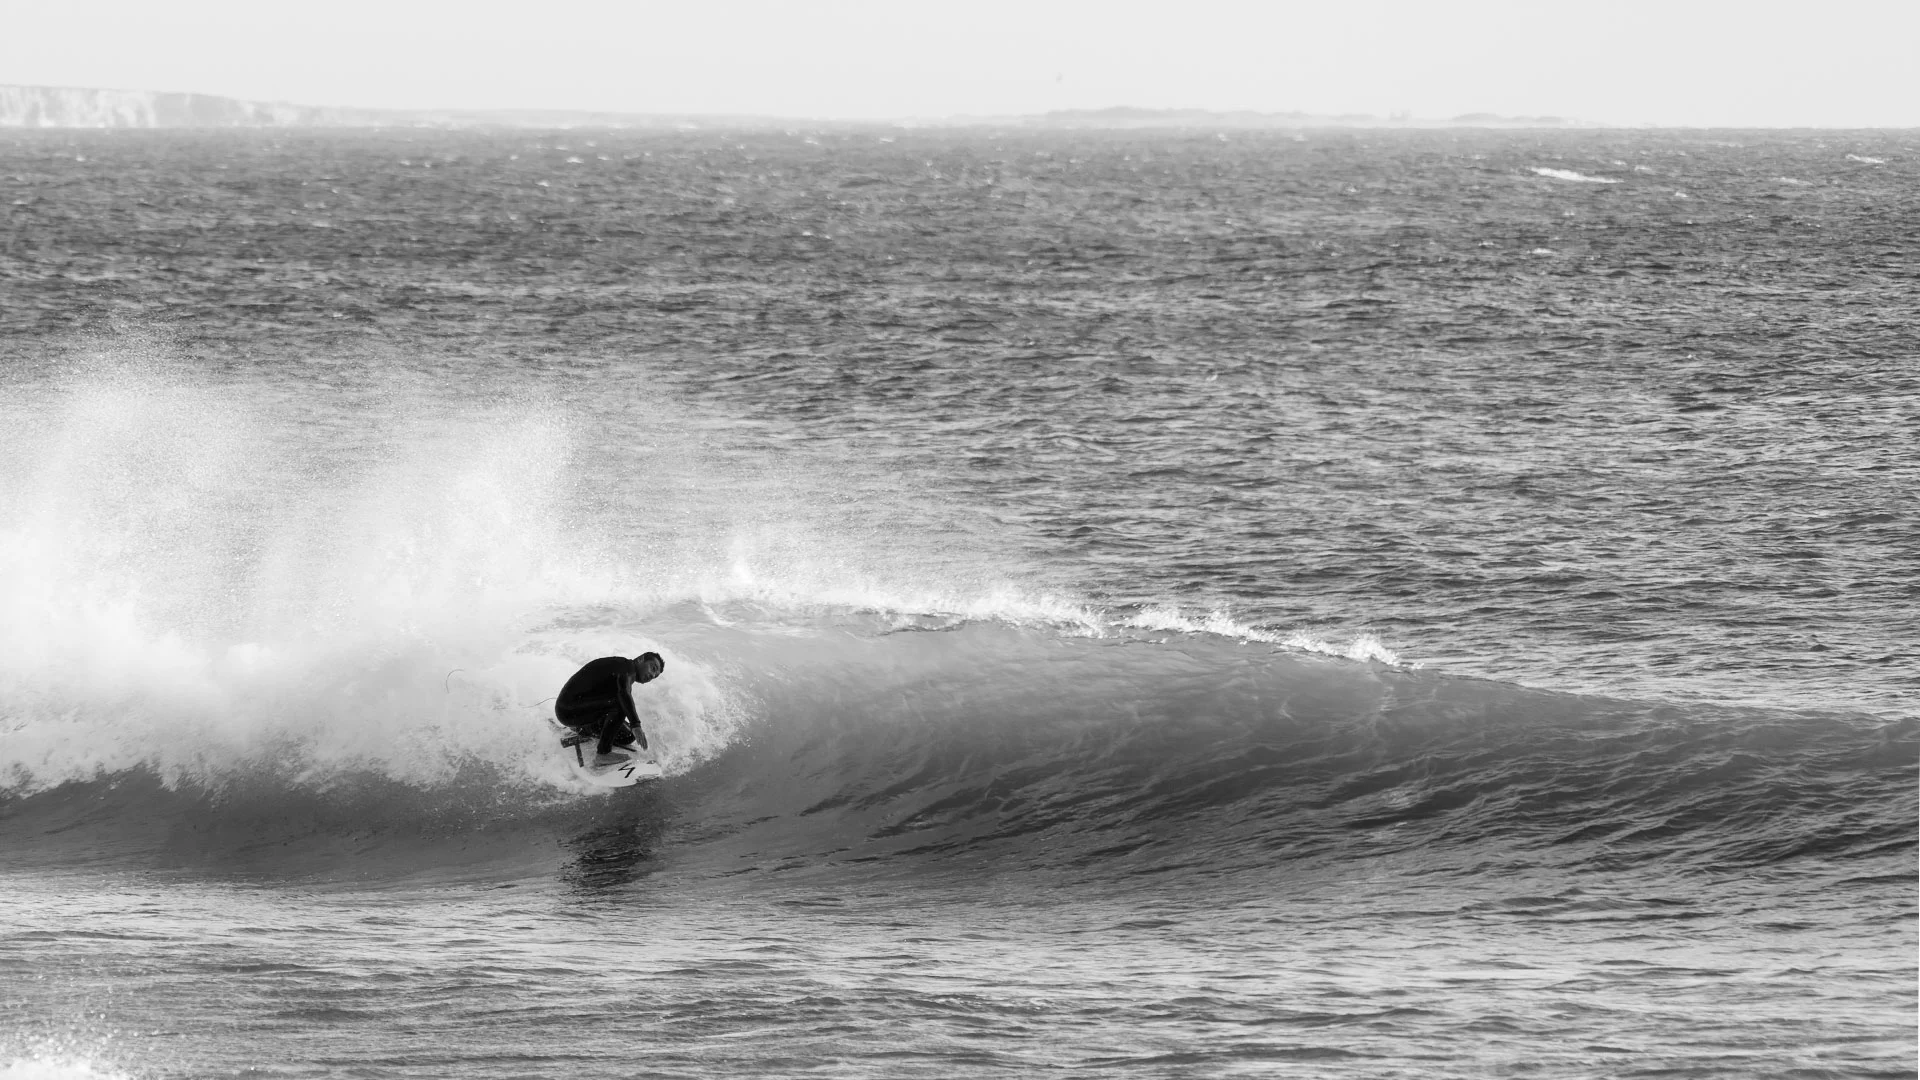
[{"left": 550, "top": 722, "right": 663, "bottom": 788}]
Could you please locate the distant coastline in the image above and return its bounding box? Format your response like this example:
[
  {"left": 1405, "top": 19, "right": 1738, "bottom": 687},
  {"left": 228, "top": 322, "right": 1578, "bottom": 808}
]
[{"left": 0, "top": 85, "right": 1589, "bottom": 131}]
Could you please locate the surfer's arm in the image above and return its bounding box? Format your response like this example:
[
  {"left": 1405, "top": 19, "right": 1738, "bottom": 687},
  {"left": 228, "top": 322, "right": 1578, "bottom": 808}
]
[
  {"left": 616, "top": 670, "right": 642, "bottom": 728},
  {"left": 617, "top": 670, "right": 650, "bottom": 750}
]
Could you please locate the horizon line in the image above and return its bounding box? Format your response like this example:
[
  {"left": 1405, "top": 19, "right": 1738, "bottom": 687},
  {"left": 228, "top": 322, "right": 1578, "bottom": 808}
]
[{"left": 3, "top": 84, "right": 1917, "bottom": 131}]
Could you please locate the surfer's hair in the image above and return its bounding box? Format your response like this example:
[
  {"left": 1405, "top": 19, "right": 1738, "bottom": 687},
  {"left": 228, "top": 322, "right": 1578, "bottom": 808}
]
[{"left": 635, "top": 652, "right": 665, "bottom": 682}]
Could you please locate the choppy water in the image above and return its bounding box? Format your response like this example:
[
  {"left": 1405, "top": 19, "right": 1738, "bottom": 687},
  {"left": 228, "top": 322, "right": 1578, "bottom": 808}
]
[{"left": 1, "top": 127, "right": 1914, "bottom": 1079}]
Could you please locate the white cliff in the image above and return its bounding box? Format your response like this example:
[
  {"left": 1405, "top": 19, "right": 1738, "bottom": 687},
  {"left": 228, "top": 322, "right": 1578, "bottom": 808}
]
[{"left": 0, "top": 85, "right": 388, "bottom": 128}]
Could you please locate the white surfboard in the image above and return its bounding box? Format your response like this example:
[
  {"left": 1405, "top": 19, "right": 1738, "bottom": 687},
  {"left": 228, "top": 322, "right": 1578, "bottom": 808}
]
[{"left": 550, "top": 722, "right": 664, "bottom": 788}]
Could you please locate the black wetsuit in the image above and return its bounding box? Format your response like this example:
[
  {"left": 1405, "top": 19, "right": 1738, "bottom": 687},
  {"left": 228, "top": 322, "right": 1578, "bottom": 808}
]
[{"left": 555, "top": 656, "right": 647, "bottom": 755}]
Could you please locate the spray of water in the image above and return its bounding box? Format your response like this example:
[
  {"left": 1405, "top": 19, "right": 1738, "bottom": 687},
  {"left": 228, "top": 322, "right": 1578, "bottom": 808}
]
[
  {"left": 0, "top": 346, "right": 1407, "bottom": 802},
  {"left": 0, "top": 353, "right": 740, "bottom": 795}
]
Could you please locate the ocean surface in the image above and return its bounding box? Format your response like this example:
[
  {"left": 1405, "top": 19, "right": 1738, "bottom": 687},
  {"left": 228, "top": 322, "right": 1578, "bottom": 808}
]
[{"left": 0, "top": 126, "right": 1914, "bottom": 1079}]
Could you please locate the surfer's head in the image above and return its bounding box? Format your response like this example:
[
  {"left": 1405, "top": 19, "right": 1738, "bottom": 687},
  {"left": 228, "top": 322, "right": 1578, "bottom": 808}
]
[{"left": 634, "top": 652, "right": 665, "bottom": 683}]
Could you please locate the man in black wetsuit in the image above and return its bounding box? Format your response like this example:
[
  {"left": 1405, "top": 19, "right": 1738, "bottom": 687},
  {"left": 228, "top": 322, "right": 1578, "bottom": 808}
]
[{"left": 556, "top": 652, "right": 664, "bottom": 760}]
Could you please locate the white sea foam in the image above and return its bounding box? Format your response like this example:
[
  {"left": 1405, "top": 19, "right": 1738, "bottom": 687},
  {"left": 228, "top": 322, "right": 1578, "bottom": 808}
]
[
  {"left": 0, "top": 1059, "right": 130, "bottom": 1080},
  {"left": 1845, "top": 154, "right": 1885, "bottom": 164},
  {"left": 1530, "top": 167, "right": 1619, "bottom": 184}
]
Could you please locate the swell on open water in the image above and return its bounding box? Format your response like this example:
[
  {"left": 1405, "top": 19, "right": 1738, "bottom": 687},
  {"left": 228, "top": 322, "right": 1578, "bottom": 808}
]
[{"left": 0, "top": 128, "right": 1914, "bottom": 1079}]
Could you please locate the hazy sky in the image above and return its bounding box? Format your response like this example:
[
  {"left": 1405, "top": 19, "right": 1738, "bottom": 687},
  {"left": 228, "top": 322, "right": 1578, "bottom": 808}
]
[{"left": 5, "top": 0, "right": 1916, "bottom": 127}]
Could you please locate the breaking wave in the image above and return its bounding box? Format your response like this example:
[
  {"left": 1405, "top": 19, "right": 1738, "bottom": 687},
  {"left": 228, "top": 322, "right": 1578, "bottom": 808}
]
[
  {"left": 4, "top": 592, "right": 1909, "bottom": 885},
  {"left": 0, "top": 356, "right": 1911, "bottom": 885}
]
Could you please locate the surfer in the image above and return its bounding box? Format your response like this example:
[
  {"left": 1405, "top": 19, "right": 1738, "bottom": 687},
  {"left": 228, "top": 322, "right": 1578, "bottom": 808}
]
[{"left": 556, "top": 652, "right": 664, "bottom": 761}]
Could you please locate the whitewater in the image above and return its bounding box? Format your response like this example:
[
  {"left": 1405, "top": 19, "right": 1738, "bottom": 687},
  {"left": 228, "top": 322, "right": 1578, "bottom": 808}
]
[{"left": 0, "top": 127, "right": 1913, "bottom": 1079}]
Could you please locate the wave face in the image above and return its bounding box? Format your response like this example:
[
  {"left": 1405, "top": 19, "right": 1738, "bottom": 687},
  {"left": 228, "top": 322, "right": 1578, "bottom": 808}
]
[
  {"left": 656, "top": 618, "right": 1913, "bottom": 880},
  {"left": 5, "top": 596, "right": 1911, "bottom": 884}
]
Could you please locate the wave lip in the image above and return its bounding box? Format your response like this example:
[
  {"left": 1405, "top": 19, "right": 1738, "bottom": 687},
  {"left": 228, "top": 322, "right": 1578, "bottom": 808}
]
[{"left": 1121, "top": 605, "right": 1402, "bottom": 664}]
